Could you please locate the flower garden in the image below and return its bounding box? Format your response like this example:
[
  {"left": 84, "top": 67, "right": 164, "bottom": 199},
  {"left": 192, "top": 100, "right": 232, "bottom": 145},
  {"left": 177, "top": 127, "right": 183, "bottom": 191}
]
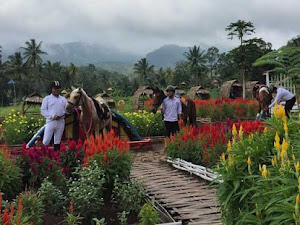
[{"left": 1, "top": 97, "right": 300, "bottom": 224}]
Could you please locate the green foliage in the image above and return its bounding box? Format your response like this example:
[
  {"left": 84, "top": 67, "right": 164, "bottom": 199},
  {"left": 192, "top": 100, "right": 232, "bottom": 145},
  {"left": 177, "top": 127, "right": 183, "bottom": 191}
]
[
  {"left": 92, "top": 218, "right": 106, "bottom": 225},
  {"left": 17, "top": 191, "right": 44, "bottom": 225},
  {"left": 112, "top": 177, "right": 146, "bottom": 214},
  {"left": 91, "top": 148, "right": 133, "bottom": 187},
  {"left": 123, "top": 111, "right": 164, "bottom": 136},
  {"left": 0, "top": 146, "right": 22, "bottom": 200},
  {"left": 1, "top": 110, "right": 44, "bottom": 144},
  {"left": 118, "top": 211, "right": 128, "bottom": 225},
  {"left": 217, "top": 115, "right": 300, "bottom": 225},
  {"left": 133, "top": 58, "right": 155, "bottom": 85},
  {"left": 64, "top": 213, "right": 83, "bottom": 225},
  {"left": 138, "top": 203, "right": 159, "bottom": 225},
  {"left": 38, "top": 178, "right": 66, "bottom": 215},
  {"left": 68, "top": 161, "right": 105, "bottom": 218}
]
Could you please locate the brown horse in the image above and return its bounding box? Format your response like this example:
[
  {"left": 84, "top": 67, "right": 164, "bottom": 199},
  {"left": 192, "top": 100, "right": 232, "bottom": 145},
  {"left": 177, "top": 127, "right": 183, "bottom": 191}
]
[
  {"left": 65, "top": 87, "right": 112, "bottom": 138},
  {"left": 151, "top": 87, "right": 197, "bottom": 127},
  {"left": 256, "top": 86, "right": 272, "bottom": 119}
]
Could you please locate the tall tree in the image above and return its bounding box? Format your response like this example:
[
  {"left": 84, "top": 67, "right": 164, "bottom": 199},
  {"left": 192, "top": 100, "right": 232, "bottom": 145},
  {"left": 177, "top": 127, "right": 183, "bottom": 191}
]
[
  {"left": 4, "top": 52, "right": 27, "bottom": 96},
  {"left": 287, "top": 35, "right": 300, "bottom": 47},
  {"left": 226, "top": 20, "right": 255, "bottom": 98},
  {"left": 184, "top": 45, "right": 206, "bottom": 85},
  {"left": 21, "top": 39, "right": 47, "bottom": 68},
  {"left": 133, "top": 58, "right": 154, "bottom": 85},
  {"left": 0, "top": 45, "right": 2, "bottom": 65},
  {"left": 68, "top": 62, "right": 78, "bottom": 80},
  {"left": 205, "top": 46, "right": 220, "bottom": 79}
]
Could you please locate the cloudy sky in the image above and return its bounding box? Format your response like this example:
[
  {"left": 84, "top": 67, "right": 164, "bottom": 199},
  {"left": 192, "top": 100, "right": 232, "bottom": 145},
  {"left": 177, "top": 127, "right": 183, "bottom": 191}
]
[{"left": 0, "top": 0, "right": 299, "bottom": 55}]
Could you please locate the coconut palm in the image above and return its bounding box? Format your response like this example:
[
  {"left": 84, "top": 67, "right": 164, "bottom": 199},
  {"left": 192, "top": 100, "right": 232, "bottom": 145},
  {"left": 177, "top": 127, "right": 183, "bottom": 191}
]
[
  {"left": 21, "top": 39, "right": 47, "bottom": 68},
  {"left": 133, "top": 58, "right": 155, "bottom": 85},
  {"left": 68, "top": 62, "right": 78, "bottom": 80},
  {"left": 4, "top": 52, "right": 27, "bottom": 96},
  {"left": 184, "top": 45, "right": 206, "bottom": 85},
  {"left": 226, "top": 20, "right": 255, "bottom": 98}
]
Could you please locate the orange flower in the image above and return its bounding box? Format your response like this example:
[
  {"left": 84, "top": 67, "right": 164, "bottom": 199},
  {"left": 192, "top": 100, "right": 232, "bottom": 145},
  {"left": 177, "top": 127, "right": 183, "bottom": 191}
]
[
  {"left": 9, "top": 203, "right": 14, "bottom": 219},
  {"left": 178, "top": 119, "right": 184, "bottom": 128},
  {"left": 69, "top": 200, "right": 74, "bottom": 213},
  {"left": 2, "top": 207, "right": 9, "bottom": 225}
]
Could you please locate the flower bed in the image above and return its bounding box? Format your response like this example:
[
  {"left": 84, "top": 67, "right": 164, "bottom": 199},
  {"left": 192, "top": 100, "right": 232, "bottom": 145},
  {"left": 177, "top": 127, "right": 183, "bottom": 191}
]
[
  {"left": 123, "top": 111, "right": 164, "bottom": 137},
  {"left": 165, "top": 120, "right": 264, "bottom": 167},
  {"left": 0, "top": 131, "right": 152, "bottom": 225},
  {"left": 217, "top": 103, "right": 300, "bottom": 224},
  {"left": 194, "top": 98, "right": 259, "bottom": 121},
  {"left": 1, "top": 109, "right": 44, "bottom": 144}
]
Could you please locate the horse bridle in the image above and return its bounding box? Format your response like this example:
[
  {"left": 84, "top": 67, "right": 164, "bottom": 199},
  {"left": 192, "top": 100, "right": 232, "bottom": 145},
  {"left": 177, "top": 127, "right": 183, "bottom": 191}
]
[{"left": 68, "top": 91, "right": 82, "bottom": 107}]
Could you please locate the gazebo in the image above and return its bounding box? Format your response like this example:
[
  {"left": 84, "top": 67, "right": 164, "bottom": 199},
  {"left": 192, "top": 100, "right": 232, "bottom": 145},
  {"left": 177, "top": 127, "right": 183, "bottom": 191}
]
[
  {"left": 187, "top": 86, "right": 210, "bottom": 100},
  {"left": 133, "top": 86, "right": 154, "bottom": 111},
  {"left": 22, "top": 92, "right": 43, "bottom": 115},
  {"left": 94, "top": 93, "right": 116, "bottom": 108},
  {"left": 220, "top": 80, "right": 243, "bottom": 99},
  {"left": 245, "top": 81, "right": 260, "bottom": 99}
]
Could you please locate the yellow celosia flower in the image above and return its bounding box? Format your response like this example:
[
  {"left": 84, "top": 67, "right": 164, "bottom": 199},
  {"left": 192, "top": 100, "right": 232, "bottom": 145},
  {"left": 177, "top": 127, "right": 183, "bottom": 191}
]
[
  {"left": 295, "top": 161, "right": 300, "bottom": 176},
  {"left": 239, "top": 126, "right": 243, "bottom": 139},
  {"left": 221, "top": 153, "right": 226, "bottom": 162},
  {"left": 263, "top": 127, "right": 268, "bottom": 134},
  {"left": 228, "top": 154, "right": 234, "bottom": 167},
  {"left": 274, "top": 133, "right": 281, "bottom": 153},
  {"left": 261, "top": 165, "right": 268, "bottom": 179},
  {"left": 247, "top": 157, "right": 251, "bottom": 166},
  {"left": 297, "top": 194, "right": 300, "bottom": 203},
  {"left": 281, "top": 138, "right": 288, "bottom": 158},
  {"left": 298, "top": 113, "right": 300, "bottom": 121},
  {"left": 281, "top": 161, "right": 286, "bottom": 168},
  {"left": 284, "top": 122, "right": 288, "bottom": 134},
  {"left": 293, "top": 154, "right": 296, "bottom": 161},
  {"left": 259, "top": 164, "right": 262, "bottom": 172},
  {"left": 232, "top": 124, "right": 237, "bottom": 137},
  {"left": 272, "top": 156, "right": 278, "bottom": 167},
  {"left": 227, "top": 141, "right": 232, "bottom": 152}
]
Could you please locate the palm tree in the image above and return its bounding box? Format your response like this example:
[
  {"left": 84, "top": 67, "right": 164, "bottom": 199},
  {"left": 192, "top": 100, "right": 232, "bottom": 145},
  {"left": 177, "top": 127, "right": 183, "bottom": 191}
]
[
  {"left": 226, "top": 20, "right": 255, "bottom": 98},
  {"left": 133, "top": 58, "right": 154, "bottom": 85},
  {"left": 287, "top": 35, "right": 300, "bottom": 47},
  {"left": 184, "top": 45, "right": 206, "bottom": 85},
  {"left": 68, "top": 62, "right": 78, "bottom": 80},
  {"left": 4, "top": 52, "right": 27, "bottom": 96},
  {"left": 21, "top": 39, "right": 47, "bottom": 68}
]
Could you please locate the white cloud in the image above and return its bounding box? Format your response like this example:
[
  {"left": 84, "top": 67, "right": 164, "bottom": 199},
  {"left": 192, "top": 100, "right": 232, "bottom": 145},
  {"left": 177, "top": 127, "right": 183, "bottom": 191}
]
[{"left": 0, "top": 0, "right": 299, "bottom": 54}]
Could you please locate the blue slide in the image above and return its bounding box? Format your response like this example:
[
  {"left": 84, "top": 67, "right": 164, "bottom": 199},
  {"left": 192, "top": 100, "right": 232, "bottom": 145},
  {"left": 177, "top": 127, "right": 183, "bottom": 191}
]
[{"left": 27, "top": 110, "right": 143, "bottom": 147}]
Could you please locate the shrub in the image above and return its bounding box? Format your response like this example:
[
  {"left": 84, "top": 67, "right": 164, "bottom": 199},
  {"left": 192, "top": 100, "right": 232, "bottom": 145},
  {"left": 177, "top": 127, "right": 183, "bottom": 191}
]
[
  {"left": 68, "top": 161, "right": 105, "bottom": 218},
  {"left": 0, "top": 145, "right": 22, "bottom": 200},
  {"left": 138, "top": 203, "right": 159, "bottom": 225},
  {"left": 38, "top": 178, "right": 66, "bottom": 216},
  {"left": 112, "top": 177, "right": 146, "bottom": 214},
  {"left": 83, "top": 131, "right": 133, "bottom": 186},
  {"left": 17, "top": 191, "right": 44, "bottom": 225},
  {"left": 15, "top": 144, "right": 65, "bottom": 188},
  {"left": 1, "top": 110, "right": 44, "bottom": 144},
  {"left": 123, "top": 111, "right": 164, "bottom": 136},
  {"left": 217, "top": 104, "right": 300, "bottom": 224}
]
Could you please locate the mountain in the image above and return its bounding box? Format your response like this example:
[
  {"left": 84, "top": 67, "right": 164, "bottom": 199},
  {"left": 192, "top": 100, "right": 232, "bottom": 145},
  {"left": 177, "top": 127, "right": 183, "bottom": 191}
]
[
  {"left": 146, "top": 44, "right": 189, "bottom": 67},
  {"left": 42, "top": 42, "right": 140, "bottom": 66}
]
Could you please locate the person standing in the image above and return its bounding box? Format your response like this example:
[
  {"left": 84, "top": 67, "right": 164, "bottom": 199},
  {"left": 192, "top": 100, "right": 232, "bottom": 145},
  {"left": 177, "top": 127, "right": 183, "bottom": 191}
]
[
  {"left": 41, "top": 81, "right": 67, "bottom": 150},
  {"left": 161, "top": 86, "right": 182, "bottom": 137},
  {"left": 268, "top": 84, "right": 296, "bottom": 118}
]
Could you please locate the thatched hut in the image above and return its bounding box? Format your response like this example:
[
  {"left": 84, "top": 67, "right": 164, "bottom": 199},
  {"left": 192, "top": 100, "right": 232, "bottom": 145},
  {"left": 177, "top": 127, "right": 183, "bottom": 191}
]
[
  {"left": 22, "top": 92, "right": 43, "bottom": 115},
  {"left": 246, "top": 81, "right": 260, "bottom": 99},
  {"left": 94, "top": 93, "right": 116, "bottom": 108},
  {"left": 220, "top": 80, "right": 242, "bottom": 99},
  {"left": 187, "top": 86, "right": 210, "bottom": 100},
  {"left": 133, "top": 86, "right": 154, "bottom": 110}
]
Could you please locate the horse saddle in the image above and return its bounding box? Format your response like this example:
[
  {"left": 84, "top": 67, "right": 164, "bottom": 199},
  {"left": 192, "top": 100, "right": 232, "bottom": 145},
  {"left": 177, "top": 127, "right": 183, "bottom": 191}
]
[{"left": 91, "top": 98, "right": 110, "bottom": 120}]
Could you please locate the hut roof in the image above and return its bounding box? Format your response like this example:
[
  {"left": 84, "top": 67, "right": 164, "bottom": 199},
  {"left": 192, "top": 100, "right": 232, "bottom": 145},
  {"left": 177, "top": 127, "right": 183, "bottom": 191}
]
[
  {"left": 187, "top": 86, "right": 210, "bottom": 99},
  {"left": 133, "top": 86, "right": 154, "bottom": 110},
  {"left": 175, "top": 89, "right": 185, "bottom": 94},
  {"left": 24, "top": 92, "right": 43, "bottom": 105},
  {"left": 95, "top": 93, "right": 114, "bottom": 103},
  {"left": 220, "top": 80, "right": 242, "bottom": 98}
]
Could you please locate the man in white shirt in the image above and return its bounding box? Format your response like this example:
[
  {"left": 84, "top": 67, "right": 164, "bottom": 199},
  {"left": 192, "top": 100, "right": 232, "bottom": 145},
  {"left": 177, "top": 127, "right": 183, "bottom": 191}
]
[
  {"left": 268, "top": 84, "right": 296, "bottom": 118},
  {"left": 41, "top": 81, "right": 67, "bottom": 150},
  {"left": 162, "top": 86, "right": 182, "bottom": 137}
]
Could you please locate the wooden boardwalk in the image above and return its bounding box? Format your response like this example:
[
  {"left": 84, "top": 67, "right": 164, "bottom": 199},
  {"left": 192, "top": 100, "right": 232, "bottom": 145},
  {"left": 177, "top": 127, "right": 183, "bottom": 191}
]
[{"left": 131, "top": 162, "right": 221, "bottom": 225}]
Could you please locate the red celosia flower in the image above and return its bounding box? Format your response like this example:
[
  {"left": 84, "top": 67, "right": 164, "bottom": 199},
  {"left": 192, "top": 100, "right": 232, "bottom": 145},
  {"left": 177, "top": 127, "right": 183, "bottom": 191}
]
[
  {"left": 9, "top": 203, "right": 14, "bottom": 219},
  {"left": 2, "top": 207, "right": 9, "bottom": 225},
  {"left": 17, "top": 198, "right": 23, "bottom": 214},
  {"left": 103, "top": 153, "right": 107, "bottom": 162},
  {"left": 69, "top": 200, "right": 74, "bottom": 213}
]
